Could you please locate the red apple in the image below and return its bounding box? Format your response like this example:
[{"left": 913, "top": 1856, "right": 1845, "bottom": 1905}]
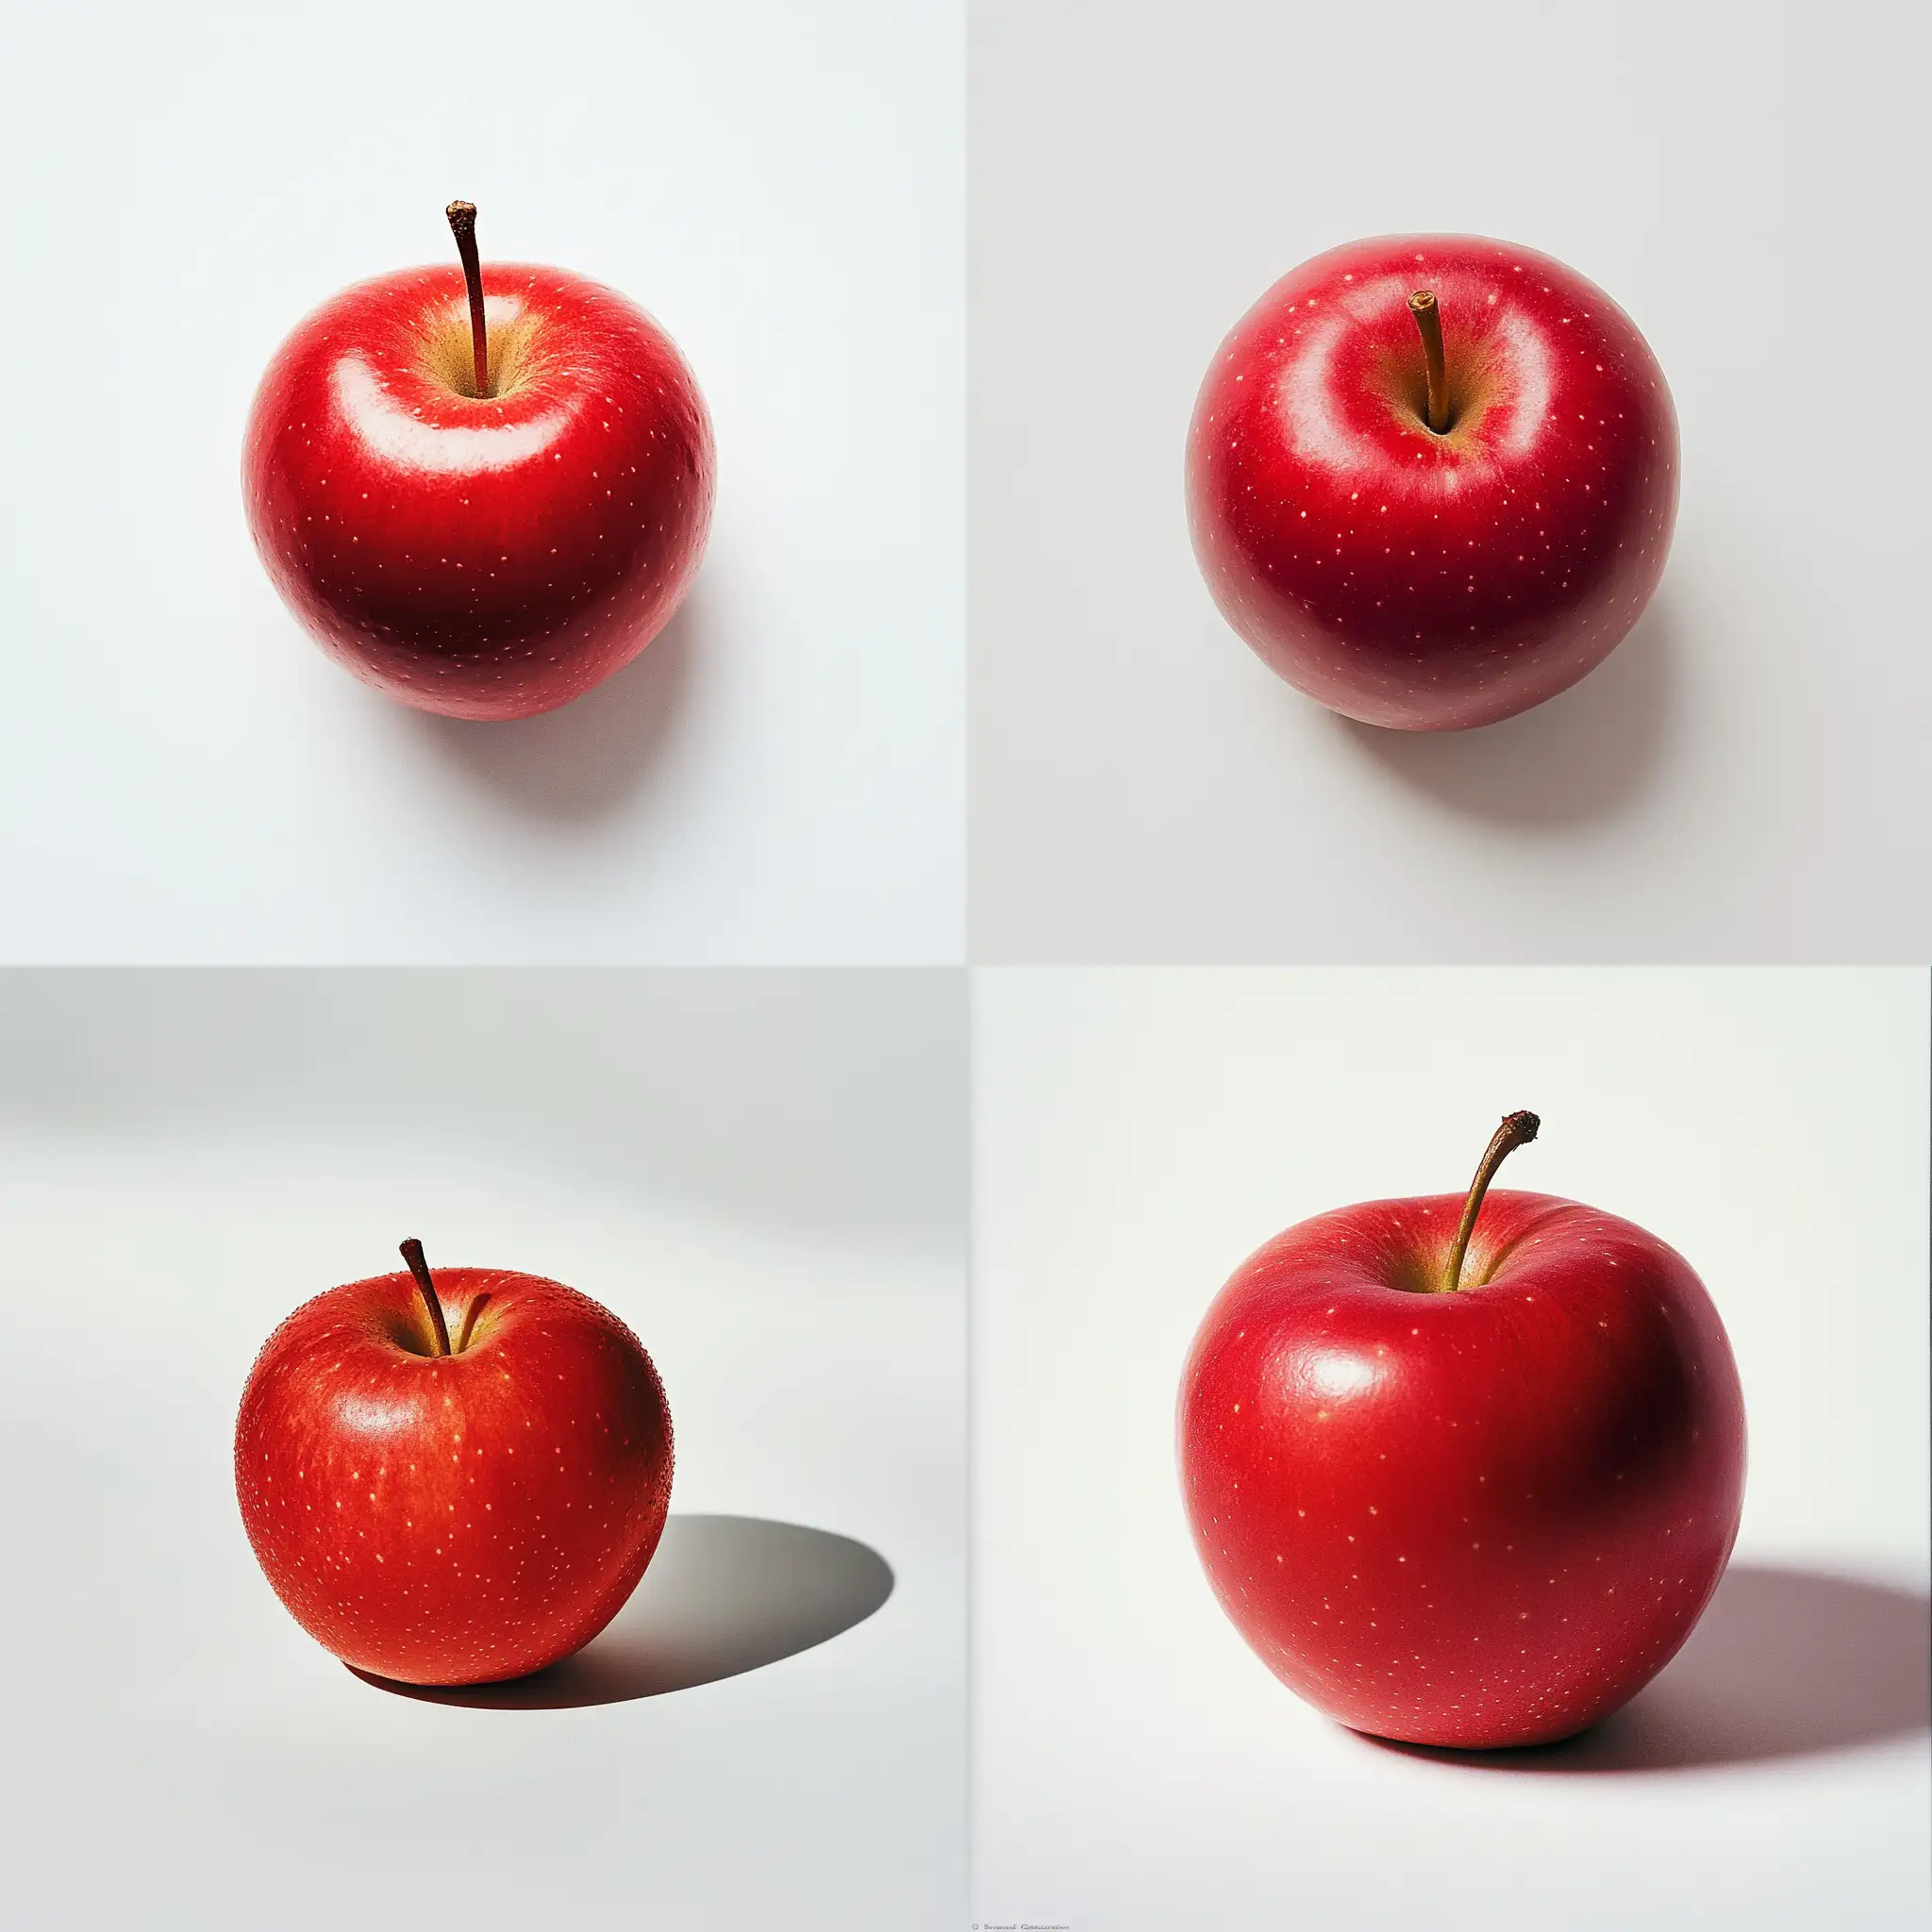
[
  {"left": 243, "top": 202, "right": 713, "bottom": 720},
  {"left": 1177, "top": 1113, "right": 1746, "bottom": 1749},
  {"left": 235, "top": 1240, "right": 673, "bottom": 1685},
  {"left": 1186, "top": 235, "right": 1677, "bottom": 730}
]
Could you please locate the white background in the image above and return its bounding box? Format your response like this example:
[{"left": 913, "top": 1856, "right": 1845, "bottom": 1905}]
[
  {"left": 971, "top": 0, "right": 1932, "bottom": 961},
  {"left": 974, "top": 969, "right": 1931, "bottom": 1929},
  {"left": 0, "top": 1, "right": 962, "bottom": 964},
  {"left": 0, "top": 972, "right": 965, "bottom": 1929}
]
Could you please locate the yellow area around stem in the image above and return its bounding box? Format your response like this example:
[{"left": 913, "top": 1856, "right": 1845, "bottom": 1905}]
[
  {"left": 418, "top": 305, "right": 549, "bottom": 401},
  {"left": 1369, "top": 330, "right": 1505, "bottom": 448}
]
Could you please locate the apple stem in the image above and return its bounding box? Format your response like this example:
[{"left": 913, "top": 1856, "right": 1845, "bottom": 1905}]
[
  {"left": 1441, "top": 1111, "right": 1540, "bottom": 1291},
  {"left": 400, "top": 1238, "right": 452, "bottom": 1357},
  {"left": 445, "top": 201, "right": 490, "bottom": 399},
  {"left": 1407, "top": 291, "right": 1449, "bottom": 434}
]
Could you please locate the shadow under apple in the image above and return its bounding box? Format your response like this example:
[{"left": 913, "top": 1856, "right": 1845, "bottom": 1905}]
[
  {"left": 1337, "top": 591, "right": 1679, "bottom": 827},
  {"left": 405, "top": 583, "right": 708, "bottom": 824},
  {"left": 1361, "top": 1561, "right": 1930, "bottom": 1774},
  {"left": 353, "top": 1513, "right": 892, "bottom": 1709}
]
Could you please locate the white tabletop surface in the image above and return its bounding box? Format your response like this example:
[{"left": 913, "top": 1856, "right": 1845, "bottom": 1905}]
[
  {"left": 0, "top": 1, "right": 963, "bottom": 964},
  {"left": 973, "top": 968, "right": 1931, "bottom": 1929},
  {"left": 970, "top": 0, "right": 1932, "bottom": 961},
  {"left": 0, "top": 972, "right": 965, "bottom": 1929}
]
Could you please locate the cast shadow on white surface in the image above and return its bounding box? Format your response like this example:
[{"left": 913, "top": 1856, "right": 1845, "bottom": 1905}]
[
  {"left": 407, "top": 587, "right": 706, "bottom": 824},
  {"left": 355, "top": 1513, "right": 892, "bottom": 1709},
  {"left": 1337, "top": 592, "right": 1678, "bottom": 826},
  {"left": 1365, "top": 1563, "right": 1930, "bottom": 1774}
]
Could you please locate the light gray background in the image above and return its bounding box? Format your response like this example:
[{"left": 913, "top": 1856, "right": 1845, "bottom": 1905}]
[
  {"left": 974, "top": 969, "right": 1931, "bottom": 1928},
  {"left": 0, "top": 2, "right": 962, "bottom": 963},
  {"left": 0, "top": 971, "right": 965, "bottom": 1929},
  {"left": 971, "top": 1, "right": 1931, "bottom": 960}
]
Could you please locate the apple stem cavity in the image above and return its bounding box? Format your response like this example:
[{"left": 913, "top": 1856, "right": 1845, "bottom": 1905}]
[
  {"left": 445, "top": 200, "right": 490, "bottom": 399},
  {"left": 1407, "top": 291, "right": 1449, "bottom": 434},
  {"left": 454, "top": 1292, "right": 490, "bottom": 1355},
  {"left": 1441, "top": 1110, "right": 1541, "bottom": 1292},
  {"left": 400, "top": 1237, "right": 453, "bottom": 1357}
]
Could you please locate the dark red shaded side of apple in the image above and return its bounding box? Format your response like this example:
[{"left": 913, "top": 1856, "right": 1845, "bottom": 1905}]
[
  {"left": 1177, "top": 1191, "right": 1745, "bottom": 1748},
  {"left": 1186, "top": 235, "right": 1678, "bottom": 730},
  {"left": 236, "top": 1266, "right": 672, "bottom": 1686},
  {"left": 243, "top": 264, "right": 713, "bottom": 720}
]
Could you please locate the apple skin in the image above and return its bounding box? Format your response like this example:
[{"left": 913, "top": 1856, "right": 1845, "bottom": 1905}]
[
  {"left": 1186, "top": 234, "right": 1677, "bottom": 730},
  {"left": 235, "top": 1264, "right": 673, "bottom": 1685},
  {"left": 1177, "top": 1189, "right": 1745, "bottom": 1748},
  {"left": 243, "top": 263, "right": 713, "bottom": 720}
]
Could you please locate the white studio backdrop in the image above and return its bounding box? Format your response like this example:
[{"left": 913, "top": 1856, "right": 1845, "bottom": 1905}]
[
  {"left": 0, "top": 970, "right": 966, "bottom": 1930},
  {"left": 973, "top": 967, "right": 1930, "bottom": 1930},
  {"left": 0, "top": 1, "right": 964, "bottom": 963},
  {"left": 971, "top": 0, "right": 1932, "bottom": 961}
]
